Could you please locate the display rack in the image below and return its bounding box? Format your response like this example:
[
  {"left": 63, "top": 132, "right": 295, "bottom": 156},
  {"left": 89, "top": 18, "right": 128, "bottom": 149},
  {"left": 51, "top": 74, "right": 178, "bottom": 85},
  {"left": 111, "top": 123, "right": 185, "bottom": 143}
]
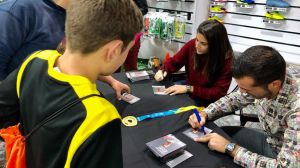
[
  {"left": 139, "top": 0, "right": 198, "bottom": 60},
  {"left": 221, "top": 0, "right": 300, "bottom": 65},
  {"left": 140, "top": 0, "right": 300, "bottom": 65}
]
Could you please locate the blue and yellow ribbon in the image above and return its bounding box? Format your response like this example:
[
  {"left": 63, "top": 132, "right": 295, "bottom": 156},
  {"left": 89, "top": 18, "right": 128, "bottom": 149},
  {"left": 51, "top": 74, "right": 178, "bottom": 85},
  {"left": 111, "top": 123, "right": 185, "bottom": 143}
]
[{"left": 122, "top": 106, "right": 204, "bottom": 126}]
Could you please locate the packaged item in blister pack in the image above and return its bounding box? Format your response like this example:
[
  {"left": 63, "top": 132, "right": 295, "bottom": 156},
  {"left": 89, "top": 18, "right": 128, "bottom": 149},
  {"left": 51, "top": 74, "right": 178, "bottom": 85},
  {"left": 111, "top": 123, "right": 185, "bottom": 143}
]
[
  {"left": 174, "top": 15, "right": 186, "bottom": 40},
  {"left": 142, "top": 12, "right": 186, "bottom": 41},
  {"left": 160, "top": 15, "right": 174, "bottom": 41},
  {"left": 146, "top": 134, "right": 187, "bottom": 162}
]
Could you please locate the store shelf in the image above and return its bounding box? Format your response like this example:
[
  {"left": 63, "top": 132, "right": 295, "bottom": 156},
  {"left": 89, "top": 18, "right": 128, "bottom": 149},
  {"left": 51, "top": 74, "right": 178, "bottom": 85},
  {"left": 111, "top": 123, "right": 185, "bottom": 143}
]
[
  {"left": 225, "top": 2, "right": 300, "bottom": 21},
  {"left": 229, "top": 35, "right": 300, "bottom": 65},
  {"left": 148, "top": 0, "right": 195, "bottom": 14},
  {"left": 225, "top": 24, "right": 300, "bottom": 46},
  {"left": 223, "top": 13, "right": 300, "bottom": 34}
]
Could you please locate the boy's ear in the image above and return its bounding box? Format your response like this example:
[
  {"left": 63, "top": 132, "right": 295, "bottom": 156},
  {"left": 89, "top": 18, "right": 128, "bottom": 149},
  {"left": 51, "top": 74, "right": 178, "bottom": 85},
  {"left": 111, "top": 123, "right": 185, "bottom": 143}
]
[{"left": 105, "top": 40, "right": 123, "bottom": 62}]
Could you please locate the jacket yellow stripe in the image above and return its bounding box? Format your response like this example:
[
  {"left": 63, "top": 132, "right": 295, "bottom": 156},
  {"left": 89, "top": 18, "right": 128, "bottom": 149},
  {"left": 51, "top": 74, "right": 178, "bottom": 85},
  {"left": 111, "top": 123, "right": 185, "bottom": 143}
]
[
  {"left": 16, "top": 50, "right": 60, "bottom": 98},
  {"left": 16, "top": 50, "right": 120, "bottom": 167},
  {"left": 63, "top": 84, "right": 120, "bottom": 168},
  {"left": 42, "top": 51, "right": 120, "bottom": 167}
]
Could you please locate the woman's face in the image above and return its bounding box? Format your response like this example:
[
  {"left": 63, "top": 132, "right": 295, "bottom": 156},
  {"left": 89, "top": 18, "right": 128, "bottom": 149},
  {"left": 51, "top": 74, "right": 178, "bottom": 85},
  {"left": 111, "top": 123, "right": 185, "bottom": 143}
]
[{"left": 195, "top": 33, "right": 208, "bottom": 55}]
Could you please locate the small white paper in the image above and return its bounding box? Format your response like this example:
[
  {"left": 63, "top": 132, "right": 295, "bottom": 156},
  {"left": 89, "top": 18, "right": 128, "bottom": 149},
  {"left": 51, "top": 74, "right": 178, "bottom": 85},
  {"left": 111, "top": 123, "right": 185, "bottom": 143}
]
[
  {"left": 183, "top": 128, "right": 213, "bottom": 140},
  {"left": 121, "top": 93, "right": 140, "bottom": 104},
  {"left": 166, "top": 150, "right": 193, "bottom": 168},
  {"left": 152, "top": 85, "right": 167, "bottom": 95}
]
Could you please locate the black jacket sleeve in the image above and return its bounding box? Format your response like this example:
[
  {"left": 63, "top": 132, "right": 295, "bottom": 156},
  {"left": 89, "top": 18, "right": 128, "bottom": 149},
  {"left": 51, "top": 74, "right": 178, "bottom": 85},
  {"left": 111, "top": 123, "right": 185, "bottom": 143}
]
[
  {"left": 133, "top": 0, "right": 148, "bottom": 16},
  {"left": 71, "top": 119, "right": 123, "bottom": 168},
  {"left": 0, "top": 69, "right": 20, "bottom": 128}
]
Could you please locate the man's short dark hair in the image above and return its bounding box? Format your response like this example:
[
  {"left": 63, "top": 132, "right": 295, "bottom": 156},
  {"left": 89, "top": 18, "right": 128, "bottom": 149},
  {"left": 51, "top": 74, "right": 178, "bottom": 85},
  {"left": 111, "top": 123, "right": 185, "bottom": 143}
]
[{"left": 232, "top": 45, "right": 286, "bottom": 86}]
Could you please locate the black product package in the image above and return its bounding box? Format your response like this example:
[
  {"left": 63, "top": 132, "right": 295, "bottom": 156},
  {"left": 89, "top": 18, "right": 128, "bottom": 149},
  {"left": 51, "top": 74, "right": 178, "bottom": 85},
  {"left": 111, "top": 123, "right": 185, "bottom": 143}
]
[{"left": 146, "top": 134, "right": 186, "bottom": 162}]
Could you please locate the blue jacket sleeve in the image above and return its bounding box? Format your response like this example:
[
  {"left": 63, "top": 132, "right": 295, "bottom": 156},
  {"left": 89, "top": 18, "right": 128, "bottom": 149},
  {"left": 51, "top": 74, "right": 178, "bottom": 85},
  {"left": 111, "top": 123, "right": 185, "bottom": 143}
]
[{"left": 0, "top": 11, "right": 26, "bottom": 80}]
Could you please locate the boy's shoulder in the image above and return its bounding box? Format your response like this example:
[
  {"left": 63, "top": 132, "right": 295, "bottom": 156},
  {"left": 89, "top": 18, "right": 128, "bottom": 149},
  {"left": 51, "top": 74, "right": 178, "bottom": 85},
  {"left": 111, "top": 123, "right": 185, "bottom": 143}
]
[{"left": 22, "top": 50, "right": 59, "bottom": 65}]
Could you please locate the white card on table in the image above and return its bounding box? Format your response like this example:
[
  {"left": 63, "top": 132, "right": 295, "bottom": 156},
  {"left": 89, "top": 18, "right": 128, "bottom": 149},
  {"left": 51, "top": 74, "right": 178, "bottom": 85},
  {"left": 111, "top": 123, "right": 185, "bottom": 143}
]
[
  {"left": 152, "top": 85, "right": 167, "bottom": 95},
  {"left": 183, "top": 128, "right": 213, "bottom": 140},
  {"left": 121, "top": 93, "right": 140, "bottom": 104},
  {"left": 166, "top": 150, "right": 193, "bottom": 168}
]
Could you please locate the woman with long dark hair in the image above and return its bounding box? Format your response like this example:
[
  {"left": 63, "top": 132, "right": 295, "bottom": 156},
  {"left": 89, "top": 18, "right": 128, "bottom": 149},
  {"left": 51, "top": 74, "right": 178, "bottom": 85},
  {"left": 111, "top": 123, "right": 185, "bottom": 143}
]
[{"left": 155, "top": 20, "right": 233, "bottom": 106}]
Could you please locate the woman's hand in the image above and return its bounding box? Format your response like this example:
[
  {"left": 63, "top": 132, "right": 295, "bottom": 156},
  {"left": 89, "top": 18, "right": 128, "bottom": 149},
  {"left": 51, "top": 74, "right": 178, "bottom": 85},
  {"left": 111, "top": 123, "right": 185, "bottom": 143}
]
[
  {"left": 154, "top": 70, "right": 167, "bottom": 81},
  {"left": 165, "top": 85, "right": 187, "bottom": 95}
]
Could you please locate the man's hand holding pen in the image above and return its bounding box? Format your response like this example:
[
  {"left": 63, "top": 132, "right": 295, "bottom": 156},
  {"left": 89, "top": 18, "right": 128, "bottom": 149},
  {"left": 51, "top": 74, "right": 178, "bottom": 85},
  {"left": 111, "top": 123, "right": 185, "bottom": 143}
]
[
  {"left": 188, "top": 108, "right": 236, "bottom": 156},
  {"left": 188, "top": 109, "right": 208, "bottom": 131},
  {"left": 192, "top": 108, "right": 206, "bottom": 134}
]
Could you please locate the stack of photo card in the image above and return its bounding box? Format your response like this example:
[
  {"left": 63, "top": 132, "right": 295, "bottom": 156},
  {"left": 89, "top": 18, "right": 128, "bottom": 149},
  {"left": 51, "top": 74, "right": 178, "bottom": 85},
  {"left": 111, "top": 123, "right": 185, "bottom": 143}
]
[
  {"left": 126, "top": 70, "right": 150, "bottom": 82},
  {"left": 146, "top": 134, "right": 186, "bottom": 162}
]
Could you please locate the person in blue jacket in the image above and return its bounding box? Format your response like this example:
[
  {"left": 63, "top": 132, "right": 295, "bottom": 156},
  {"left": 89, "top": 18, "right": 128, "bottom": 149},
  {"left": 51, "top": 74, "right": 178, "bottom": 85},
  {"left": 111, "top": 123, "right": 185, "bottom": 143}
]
[
  {"left": 0, "top": 0, "right": 67, "bottom": 80},
  {"left": 0, "top": 0, "right": 131, "bottom": 99}
]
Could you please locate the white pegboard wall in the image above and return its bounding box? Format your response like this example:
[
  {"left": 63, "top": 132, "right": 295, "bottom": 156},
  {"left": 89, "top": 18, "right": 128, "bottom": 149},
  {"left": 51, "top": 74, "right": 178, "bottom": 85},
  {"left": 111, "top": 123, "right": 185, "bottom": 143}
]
[{"left": 220, "top": 0, "right": 300, "bottom": 65}]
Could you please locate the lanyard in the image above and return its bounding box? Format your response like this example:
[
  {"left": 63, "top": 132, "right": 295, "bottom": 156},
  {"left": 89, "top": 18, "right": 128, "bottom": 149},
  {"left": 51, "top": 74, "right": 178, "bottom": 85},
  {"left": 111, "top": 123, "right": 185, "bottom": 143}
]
[
  {"left": 122, "top": 106, "right": 204, "bottom": 127},
  {"left": 137, "top": 105, "right": 204, "bottom": 121}
]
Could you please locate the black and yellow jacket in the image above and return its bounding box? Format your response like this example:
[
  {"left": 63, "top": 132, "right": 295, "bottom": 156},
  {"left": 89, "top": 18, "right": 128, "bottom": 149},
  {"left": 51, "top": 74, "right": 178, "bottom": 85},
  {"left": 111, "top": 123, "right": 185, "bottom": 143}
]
[{"left": 0, "top": 50, "right": 123, "bottom": 168}]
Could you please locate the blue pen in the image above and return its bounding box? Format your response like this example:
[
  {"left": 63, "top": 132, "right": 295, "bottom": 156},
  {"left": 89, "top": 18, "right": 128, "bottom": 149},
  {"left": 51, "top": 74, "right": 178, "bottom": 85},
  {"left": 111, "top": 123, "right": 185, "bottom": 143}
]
[{"left": 193, "top": 108, "right": 206, "bottom": 134}]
